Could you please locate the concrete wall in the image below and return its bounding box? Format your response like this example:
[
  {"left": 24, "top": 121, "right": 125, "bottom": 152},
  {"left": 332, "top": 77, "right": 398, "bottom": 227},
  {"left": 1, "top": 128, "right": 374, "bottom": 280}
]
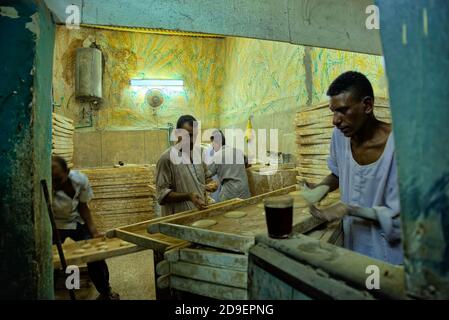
[
  {"left": 73, "top": 129, "right": 169, "bottom": 168},
  {"left": 44, "top": 0, "right": 382, "bottom": 55},
  {"left": 0, "top": 0, "right": 54, "bottom": 299}
]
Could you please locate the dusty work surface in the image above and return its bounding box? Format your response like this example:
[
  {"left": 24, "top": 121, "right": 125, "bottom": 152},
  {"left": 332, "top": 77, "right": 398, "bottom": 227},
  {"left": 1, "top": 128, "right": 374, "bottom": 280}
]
[
  {"left": 147, "top": 187, "right": 327, "bottom": 254},
  {"left": 154, "top": 190, "right": 314, "bottom": 237}
]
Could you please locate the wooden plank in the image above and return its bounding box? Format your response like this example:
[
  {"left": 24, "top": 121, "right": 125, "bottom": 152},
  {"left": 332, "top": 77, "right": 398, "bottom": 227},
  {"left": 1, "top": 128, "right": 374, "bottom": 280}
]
[
  {"left": 249, "top": 244, "right": 375, "bottom": 300},
  {"left": 156, "top": 260, "right": 170, "bottom": 276},
  {"left": 298, "top": 145, "right": 330, "bottom": 154},
  {"left": 52, "top": 119, "right": 75, "bottom": 130},
  {"left": 53, "top": 131, "right": 73, "bottom": 139},
  {"left": 52, "top": 148, "right": 74, "bottom": 154},
  {"left": 53, "top": 133, "right": 73, "bottom": 139},
  {"left": 299, "top": 167, "right": 331, "bottom": 176},
  {"left": 169, "top": 275, "right": 248, "bottom": 300},
  {"left": 53, "top": 125, "right": 74, "bottom": 135},
  {"left": 157, "top": 274, "right": 170, "bottom": 289},
  {"left": 93, "top": 191, "right": 151, "bottom": 199},
  {"left": 296, "top": 115, "right": 333, "bottom": 126},
  {"left": 90, "top": 198, "right": 153, "bottom": 211},
  {"left": 92, "top": 212, "right": 155, "bottom": 233},
  {"left": 255, "top": 234, "right": 407, "bottom": 300},
  {"left": 114, "top": 229, "right": 182, "bottom": 251},
  {"left": 296, "top": 138, "right": 330, "bottom": 146},
  {"left": 53, "top": 112, "right": 74, "bottom": 124},
  {"left": 173, "top": 247, "right": 248, "bottom": 271},
  {"left": 93, "top": 206, "right": 153, "bottom": 216},
  {"left": 89, "top": 179, "right": 152, "bottom": 187},
  {"left": 149, "top": 222, "right": 255, "bottom": 254},
  {"left": 169, "top": 260, "right": 248, "bottom": 289},
  {"left": 297, "top": 128, "right": 333, "bottom": 136}
]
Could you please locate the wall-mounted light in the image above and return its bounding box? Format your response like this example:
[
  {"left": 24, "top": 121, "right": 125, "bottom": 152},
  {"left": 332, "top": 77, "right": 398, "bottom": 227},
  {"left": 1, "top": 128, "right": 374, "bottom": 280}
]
[{"left": 130, "top": 79, "right": 184, "bottom": 94}]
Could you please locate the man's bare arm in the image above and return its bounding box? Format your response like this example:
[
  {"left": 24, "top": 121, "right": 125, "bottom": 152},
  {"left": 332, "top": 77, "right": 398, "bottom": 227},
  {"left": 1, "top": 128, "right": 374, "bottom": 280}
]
[
  {"left": 164, "top": 192, "right": 206, "bottom": 209},
  {"left": 78, "top": 202, "right": 101, "bottom": 237},
  {"left": 317, "top": 173, "right": 339, "bottom": 193}
]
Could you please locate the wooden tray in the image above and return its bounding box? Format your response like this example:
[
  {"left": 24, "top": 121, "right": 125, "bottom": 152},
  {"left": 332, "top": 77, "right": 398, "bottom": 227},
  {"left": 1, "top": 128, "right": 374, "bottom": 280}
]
[
  {"left": 148, "top": 186, "right": 325, "bottom": 253},
  {"left": 107, "top": 198, "right": 248, "bottom": 252},
  {"left": 52, "top": 237, "right": 144, "bottom": 269}
]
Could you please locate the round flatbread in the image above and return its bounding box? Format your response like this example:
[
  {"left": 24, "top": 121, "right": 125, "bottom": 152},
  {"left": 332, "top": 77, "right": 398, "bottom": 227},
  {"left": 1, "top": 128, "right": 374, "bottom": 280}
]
[
  {"left": 191, "top": 219, "right": 217, "bottom": 228},
  {"left": 224, "top": 211, "right": 247, "bottom": 219},
  {"left": 73, "top": 249, "right": 85, "bottom": 254}
]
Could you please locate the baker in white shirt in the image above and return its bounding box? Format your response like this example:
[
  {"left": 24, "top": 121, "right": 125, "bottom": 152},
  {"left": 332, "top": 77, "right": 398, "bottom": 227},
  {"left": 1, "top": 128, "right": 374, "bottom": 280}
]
[
  {"left": 52, "top": 156, "right": 119, "bottom": 299},
  {"left": 300, "top": 71, "right": 403, "bottom": 265}
]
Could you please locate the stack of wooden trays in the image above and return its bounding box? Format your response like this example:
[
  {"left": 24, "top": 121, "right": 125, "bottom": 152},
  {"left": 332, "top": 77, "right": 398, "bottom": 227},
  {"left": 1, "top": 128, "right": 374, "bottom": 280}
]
[
  {"left": 80, "top": 165, "right": 157, "bottom": 232},
  {"left": 52, "top": 113, "right": 74, "bottom": 168}
]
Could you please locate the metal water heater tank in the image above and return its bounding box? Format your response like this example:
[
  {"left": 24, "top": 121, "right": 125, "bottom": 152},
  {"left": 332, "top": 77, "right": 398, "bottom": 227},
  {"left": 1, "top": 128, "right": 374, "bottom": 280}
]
[{"left": 75, "top": 47, "right": 102, "bottom": 102}]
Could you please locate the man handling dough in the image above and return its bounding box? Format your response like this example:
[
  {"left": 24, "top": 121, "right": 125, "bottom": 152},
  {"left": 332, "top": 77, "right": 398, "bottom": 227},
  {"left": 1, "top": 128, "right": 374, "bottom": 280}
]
[
  {"left": 156, "top": 115, "right": 216, "bottom": 216},
  {"left": 301, "top": 71, "right": 403, "bottom": 264}
]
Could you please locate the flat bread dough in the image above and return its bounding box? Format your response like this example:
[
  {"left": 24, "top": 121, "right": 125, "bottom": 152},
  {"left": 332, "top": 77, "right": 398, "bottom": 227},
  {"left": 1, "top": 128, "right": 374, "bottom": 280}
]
[
  {"left": 302, "top": 208, "right": 310, "bottom": 214},
  {"left": 98, "top": 245, "right": 108, "bottom": 250},
  {"left": 224, "top": 211, "right": 247, "bottom": 219},
  {"left": 289, "top": 191, "right": 302, "bottom": 197},
  {"left": 81, "top": 243, "right": 92, "bottom": 249},
  {"left": 119, "top": 241, "right": 129, "bottom": 247},
  {"left": 257, "top": 203, "right": 264, "bottom": 209},
  {"left": 95, "top": 241, "right": 107, "bottom": 247},
  {"left": 191, "top": 219, "right": 217, "bottom": 228},
  {"left": 73, "top": 249, "right": 85, "bottom": 254}
]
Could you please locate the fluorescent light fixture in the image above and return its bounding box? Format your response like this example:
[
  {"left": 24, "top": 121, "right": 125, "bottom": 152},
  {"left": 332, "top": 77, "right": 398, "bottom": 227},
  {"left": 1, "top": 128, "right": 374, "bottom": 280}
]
[{"left": 130, "top": 79, "right": 184, "bottom": 87}]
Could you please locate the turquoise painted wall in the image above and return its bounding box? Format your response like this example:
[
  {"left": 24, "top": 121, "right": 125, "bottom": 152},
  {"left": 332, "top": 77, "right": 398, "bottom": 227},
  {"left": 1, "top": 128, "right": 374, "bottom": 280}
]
[
  {"left": 0, "top": 0, "right": 54, "bottom": 299},
  {"left": 378, "top": 0, "right": 449, "bottom": 299}
]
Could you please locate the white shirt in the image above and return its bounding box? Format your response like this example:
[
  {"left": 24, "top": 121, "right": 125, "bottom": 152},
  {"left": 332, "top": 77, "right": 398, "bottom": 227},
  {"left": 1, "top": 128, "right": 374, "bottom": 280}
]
[
  {"left": 208, "top": 145, "right": 251, "bottom": 201},
  {"left": 53, "top": 170, "right": 94, "bottom": 230},
  {"left": 328, "top": 128, "right": 403, "bottom": 264}
]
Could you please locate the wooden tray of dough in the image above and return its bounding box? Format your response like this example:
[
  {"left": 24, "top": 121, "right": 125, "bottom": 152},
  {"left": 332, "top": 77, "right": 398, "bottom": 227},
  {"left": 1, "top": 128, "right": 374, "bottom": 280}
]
[
  {"left": 148, "top": 186, "right": 326, "bottom": 253},
  {"left": 52, "top": 237, "right": 144, "bottom": 269},
  {"left": 106, "top": 198, "right": 251, "bottom": 252}
]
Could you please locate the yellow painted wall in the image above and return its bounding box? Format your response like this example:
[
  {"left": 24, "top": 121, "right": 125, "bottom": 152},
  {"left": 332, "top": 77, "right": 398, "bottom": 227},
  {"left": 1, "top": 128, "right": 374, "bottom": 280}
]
[
  {"left": 53, "top": 26, "right": 388, "bottom": 158},
  {"left": 309, "top": 47, "right": 388, "bottom": 102},
  {"left": 53, "top": 26, "right": 224, "bottom": 130},
  {"left": 221, "top": 37, "right": 387, "bottom": 126},
  {"left": 220, "top": 37, "right": 388, "bottom": 155}
]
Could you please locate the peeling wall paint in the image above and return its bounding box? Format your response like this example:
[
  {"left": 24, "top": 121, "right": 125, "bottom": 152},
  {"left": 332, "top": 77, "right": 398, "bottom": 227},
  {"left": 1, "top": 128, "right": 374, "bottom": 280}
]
[
  {"left": 53, "top": 26, "right": 225, "bottom": 130},
  {"left": 0, "top": 6, "right": 19, "bottom": 19}
]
